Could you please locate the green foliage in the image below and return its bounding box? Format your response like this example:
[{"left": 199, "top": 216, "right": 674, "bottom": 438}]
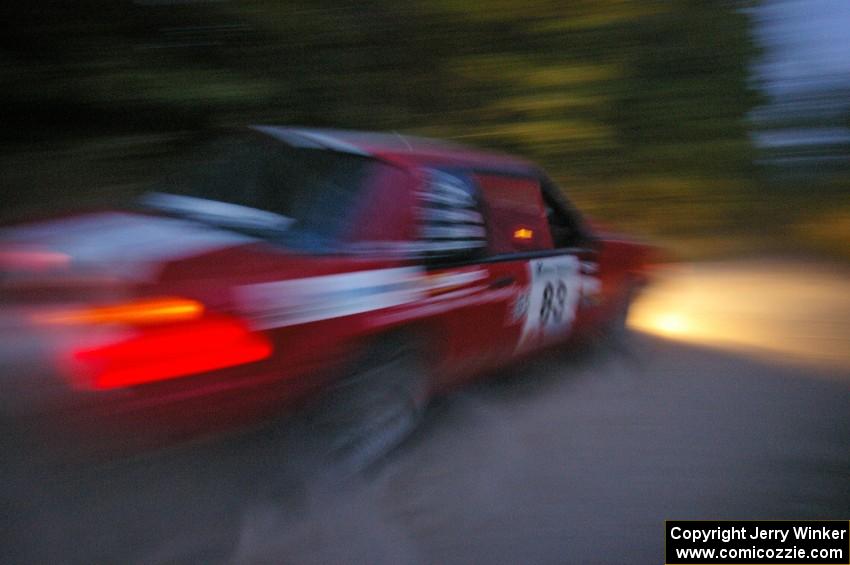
[{"left": 1, "top": 0, "right": 764, "bottom": 240}]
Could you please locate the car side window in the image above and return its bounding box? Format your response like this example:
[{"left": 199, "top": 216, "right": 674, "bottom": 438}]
[
  {"left": 415, "top": 169, "right": 487, "bottom": 264},
  {"left": 474, "top": 173, "right": 554, "bottom": 255},
  {"left": 539, "top": 177, "right": 588, "bottom": 249}
]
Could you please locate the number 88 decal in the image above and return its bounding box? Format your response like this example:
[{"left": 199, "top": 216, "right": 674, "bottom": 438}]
[
  {"left": 539, "top": 280, "right": 568, "bottom": 326},
  {"left": 517, "top": 256, "right": 583, "bottom": 352}
]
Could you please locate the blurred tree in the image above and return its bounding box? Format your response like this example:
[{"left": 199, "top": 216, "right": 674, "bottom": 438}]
[{"left": 0, "top": 0, "right": 765, "bottom": 244}]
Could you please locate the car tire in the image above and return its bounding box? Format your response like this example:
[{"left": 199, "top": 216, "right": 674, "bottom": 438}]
[
  {"left": 307, "top": 333, "right": 429, "bottom": 475},
  {"left": 601, "top": 280, "right": 637, "bottom": 343}
]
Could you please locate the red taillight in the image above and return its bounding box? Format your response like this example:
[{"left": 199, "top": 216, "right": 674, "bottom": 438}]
[{"left": 67, "top": 316, "right": 272, "bottom": 390}]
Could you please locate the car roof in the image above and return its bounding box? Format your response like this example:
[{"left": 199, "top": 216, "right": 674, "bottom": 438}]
[{"left": 250, "top": 125, "right": 537, "bottom": 173}]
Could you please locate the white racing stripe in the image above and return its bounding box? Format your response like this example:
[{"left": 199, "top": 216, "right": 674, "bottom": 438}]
[
  {"left": 237, "top": 267, "right": 490, "bottom": 329},
  {"left": 237, "top": 267, "right": 427, "bottom": 329}
]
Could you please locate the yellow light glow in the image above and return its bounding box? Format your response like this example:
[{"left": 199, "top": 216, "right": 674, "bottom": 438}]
[
  {"left": 513, "top": 227, "right": 534, "bottom": 240},
  {"left": 652, "top": 312, "right": 689, "bottom": 335},
  {"left": 32, "top": 297, "right": 205, "bottom": 326},
  {"left": 626, "top": 262, "right": 850, "bottom": 371}
]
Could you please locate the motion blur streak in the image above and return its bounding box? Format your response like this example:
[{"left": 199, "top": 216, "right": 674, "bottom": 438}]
[
  {"left": 628, "top": 260, "right": 850, "bottom": 371},
  {"left": 31, "top": 297, "right": 204, "bottom": 326},
  {"left": 68, "top": 317, "right": 272, "bottom": 390},
  {"left": 0, "top": 247, "right": 70, "bottom": 272}
]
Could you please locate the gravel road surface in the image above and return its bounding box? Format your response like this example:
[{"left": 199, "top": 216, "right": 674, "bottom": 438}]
[{"left": 3, "top": 259, "right": 849, "bottom": 564}]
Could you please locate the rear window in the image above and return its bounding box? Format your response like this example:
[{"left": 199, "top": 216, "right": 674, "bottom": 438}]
[{"left": 151, "top": 133, "right": 388, "bottom": 247}]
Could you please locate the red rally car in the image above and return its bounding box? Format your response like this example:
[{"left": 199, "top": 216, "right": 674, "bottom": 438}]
[{"left": 0, "top": 127, "right": 656, "bottom": 462}]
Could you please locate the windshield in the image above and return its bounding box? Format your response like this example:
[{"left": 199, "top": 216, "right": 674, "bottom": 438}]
[{"left": 146, "top": 133, "right": 382, "bottom": 249}]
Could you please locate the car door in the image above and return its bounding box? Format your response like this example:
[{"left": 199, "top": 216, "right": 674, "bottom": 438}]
[
  {"left": 412, "top": 167, "right": 519, "bottom": 385},
  {"left": 474, "top": 172, "right": 598, "bottom": 359}
]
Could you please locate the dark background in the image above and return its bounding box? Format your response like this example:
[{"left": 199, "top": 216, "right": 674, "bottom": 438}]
[{"left": 1, "top": 1, "right": 847, "bottom": 259}]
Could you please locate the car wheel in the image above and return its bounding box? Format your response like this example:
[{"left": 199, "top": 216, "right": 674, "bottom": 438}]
[
  {"left": 601, "top": 281, "right": 637, "bottom": 343},
  {"left": 307, "top": 333, "right": 429, "bottom": 475}
]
